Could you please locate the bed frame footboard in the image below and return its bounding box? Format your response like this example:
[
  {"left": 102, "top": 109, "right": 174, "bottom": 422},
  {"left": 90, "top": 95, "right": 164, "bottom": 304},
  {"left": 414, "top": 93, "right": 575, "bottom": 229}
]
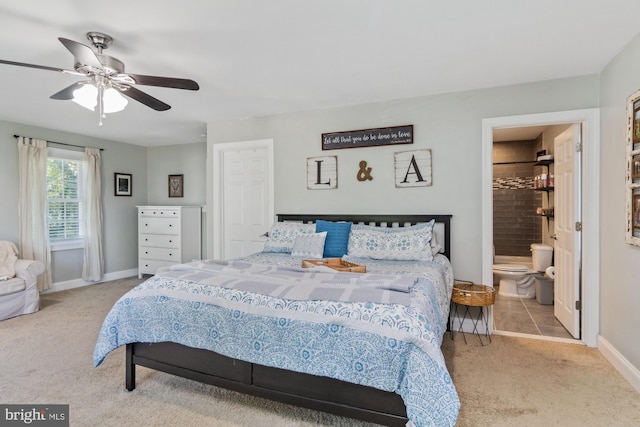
[{"left": 126, "top": 342, "right": 408, "bottom": 426}]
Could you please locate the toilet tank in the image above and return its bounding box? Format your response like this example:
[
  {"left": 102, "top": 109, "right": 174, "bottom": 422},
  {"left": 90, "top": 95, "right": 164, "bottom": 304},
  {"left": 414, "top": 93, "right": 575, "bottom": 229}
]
[{"left": 531, "top": 243, "right": 553, "bottom": 271}]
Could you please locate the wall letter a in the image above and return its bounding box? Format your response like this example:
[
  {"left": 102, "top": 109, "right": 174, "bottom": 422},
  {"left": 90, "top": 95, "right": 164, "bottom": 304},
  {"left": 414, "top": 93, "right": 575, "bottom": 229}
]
[{"left": 401, "top": 155, "right": 425, "bottom": 183}]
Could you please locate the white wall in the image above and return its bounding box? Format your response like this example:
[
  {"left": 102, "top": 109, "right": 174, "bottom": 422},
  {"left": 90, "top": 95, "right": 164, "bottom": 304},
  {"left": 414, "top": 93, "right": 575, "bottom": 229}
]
[
  {"left": 0, "top": 120, "right": 147, "bottom": 282},
  {"left": 146, "top": 143, "right": 206, "bottom": 206},
  {"left": 146, "top": 143, "right": 207, "bottom": 258},
  {"left": 599, "top": 32, "right": 640, "bottom": 373},
  {"left": 207, "top": 75, "right": 599, "bottom": 284}
]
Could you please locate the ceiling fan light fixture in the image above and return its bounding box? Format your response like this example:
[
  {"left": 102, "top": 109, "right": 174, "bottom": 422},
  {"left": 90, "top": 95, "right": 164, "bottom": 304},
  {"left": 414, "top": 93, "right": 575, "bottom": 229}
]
[
  {"left": 103, "top": 87, "right": 128, "bottom": 113},
  {"left": 0, "top": 31, "right": 199, "bottom": 122},
  {"left": 72, "top": 83, "right": 98, "bottom": 111}
]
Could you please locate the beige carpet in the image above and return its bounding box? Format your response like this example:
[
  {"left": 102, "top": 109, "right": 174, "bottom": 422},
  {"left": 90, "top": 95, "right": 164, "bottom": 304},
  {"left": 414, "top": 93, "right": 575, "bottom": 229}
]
[{"left": 1, "top": 277, "right": 639, "bottom": 426}]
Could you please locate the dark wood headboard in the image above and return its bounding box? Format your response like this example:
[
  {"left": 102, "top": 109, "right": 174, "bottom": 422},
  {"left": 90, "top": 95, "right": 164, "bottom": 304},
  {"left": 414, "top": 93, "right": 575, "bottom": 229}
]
[{"left": 276, "top": 214, "right": 452, "bottom": 260}]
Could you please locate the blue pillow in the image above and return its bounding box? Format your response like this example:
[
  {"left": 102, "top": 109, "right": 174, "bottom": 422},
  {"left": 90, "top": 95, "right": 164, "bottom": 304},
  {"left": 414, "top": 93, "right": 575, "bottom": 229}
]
[{"left": 315, "top": 220, "right": 352, "bottom": 257}]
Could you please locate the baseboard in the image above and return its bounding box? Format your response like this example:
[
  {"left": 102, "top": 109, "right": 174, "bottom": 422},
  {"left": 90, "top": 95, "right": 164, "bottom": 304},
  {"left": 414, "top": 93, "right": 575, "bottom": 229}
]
[
  {"left": 41, "top": 268, "right": 139, "bottom": 294},
  {"left": 598, "top": 335, "right": 640, "bottom": 393},
  {"left": 493, "top": 329, "right": 583, "bottom": 345}
]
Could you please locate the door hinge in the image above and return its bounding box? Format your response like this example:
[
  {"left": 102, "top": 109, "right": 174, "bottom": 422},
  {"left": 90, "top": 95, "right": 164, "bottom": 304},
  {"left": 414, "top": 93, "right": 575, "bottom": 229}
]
[
  {"left": 576, "top": 141, "right": 582, "bottom": 152},
  {"left": 575, "top": 300, "right": 582, "bottom": 311},
  {"left": 575, "top": 221, "right": 582, "bottom": 231}
]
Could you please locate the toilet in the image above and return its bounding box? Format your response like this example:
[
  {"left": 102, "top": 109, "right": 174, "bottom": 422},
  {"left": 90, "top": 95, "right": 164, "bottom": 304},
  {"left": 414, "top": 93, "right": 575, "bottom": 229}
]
[{"left": 493, "top": 243, "right": 553, "bottom": 298}]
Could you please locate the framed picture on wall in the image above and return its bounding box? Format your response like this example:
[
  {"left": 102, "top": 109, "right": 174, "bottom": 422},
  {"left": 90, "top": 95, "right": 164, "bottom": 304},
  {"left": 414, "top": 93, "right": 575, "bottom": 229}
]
[
  {"left": 632, "top": 155, "right": 640, "bottom": 180},
  {"left": 634, "top": 194, "right": 640, "bottom": 230},
  {"left": 626, "top": 89, "right": 640, "bottom": 245},
  {"left": 168, "top": 174, "right": 184, "bottom": 198},
  {"left": 634, "top": 99, "right": 640, "bottom": 144},
  {"left": 114, "top": 173, "right": 132, "bottom": 196}
]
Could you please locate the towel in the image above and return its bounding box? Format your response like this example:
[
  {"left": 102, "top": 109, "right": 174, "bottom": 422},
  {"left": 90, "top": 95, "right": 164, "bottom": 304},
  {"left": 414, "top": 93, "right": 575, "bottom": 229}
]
[{"left": 0, "top": 241, "right": 19, "bottom": 280}]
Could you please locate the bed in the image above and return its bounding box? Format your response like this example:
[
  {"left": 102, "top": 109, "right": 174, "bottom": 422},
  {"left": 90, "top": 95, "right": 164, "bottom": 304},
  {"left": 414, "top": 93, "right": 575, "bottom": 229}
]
[{"left": 94, "top": 214, "right": 459, "bottom": 427}]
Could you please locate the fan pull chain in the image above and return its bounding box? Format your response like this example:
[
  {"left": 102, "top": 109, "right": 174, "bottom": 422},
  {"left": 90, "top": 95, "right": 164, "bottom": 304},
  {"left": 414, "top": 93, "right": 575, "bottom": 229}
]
[{"left": 98, "top": 84, "right": 104, "bottom": 126}]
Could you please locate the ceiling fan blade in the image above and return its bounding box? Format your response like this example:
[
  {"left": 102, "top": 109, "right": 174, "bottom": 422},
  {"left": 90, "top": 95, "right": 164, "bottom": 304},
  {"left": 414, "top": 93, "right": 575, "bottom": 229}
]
[
  {"left": 58, "top": 37, "right": 104, "bottom": 70},
  {"left": 117, "top": 85, "right": 171, "bottom": 111},
  {"left": 0, "top": 59, "right": 84, "bottom": 76},
  {"left": 50, "top": 82, "right": 87, "bottom": 100},
  {"left": 115, "top": 73, "right": 199, "bottom": 90}
]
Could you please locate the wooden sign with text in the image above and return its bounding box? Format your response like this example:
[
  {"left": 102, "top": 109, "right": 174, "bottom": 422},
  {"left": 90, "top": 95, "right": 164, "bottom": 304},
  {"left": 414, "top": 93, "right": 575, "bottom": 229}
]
[{"left": 322, "top": 125, "right": 413, "bottom": 150}]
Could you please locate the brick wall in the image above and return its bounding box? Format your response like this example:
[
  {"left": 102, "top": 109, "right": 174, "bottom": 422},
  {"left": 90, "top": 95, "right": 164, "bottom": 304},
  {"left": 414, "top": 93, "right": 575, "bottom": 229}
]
[{"left": 493, "top": 140, "right": 541, "bottom": 256}]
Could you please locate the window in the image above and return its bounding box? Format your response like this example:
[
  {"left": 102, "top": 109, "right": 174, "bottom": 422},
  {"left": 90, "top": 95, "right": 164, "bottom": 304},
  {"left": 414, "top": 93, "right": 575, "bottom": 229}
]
[{"left": 47, "top": 148, "right": 86, "bottom": 250}]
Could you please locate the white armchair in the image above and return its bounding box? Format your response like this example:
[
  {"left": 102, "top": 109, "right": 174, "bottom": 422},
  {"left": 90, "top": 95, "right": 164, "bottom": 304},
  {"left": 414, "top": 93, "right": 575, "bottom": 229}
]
[{"left": 0, "top": 258, "right": 45, "bottom": 321}]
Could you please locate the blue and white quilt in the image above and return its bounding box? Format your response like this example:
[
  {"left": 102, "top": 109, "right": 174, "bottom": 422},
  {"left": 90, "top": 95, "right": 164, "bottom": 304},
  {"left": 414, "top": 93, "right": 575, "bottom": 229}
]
[{"left": 93, "top": 253, "right": 460, "bottom": 427}]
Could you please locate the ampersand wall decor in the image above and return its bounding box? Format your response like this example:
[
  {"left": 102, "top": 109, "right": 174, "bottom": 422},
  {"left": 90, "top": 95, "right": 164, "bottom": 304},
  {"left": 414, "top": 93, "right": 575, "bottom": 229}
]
[{"left": 357, "top": 160, "right": 373, "bottom": 181}]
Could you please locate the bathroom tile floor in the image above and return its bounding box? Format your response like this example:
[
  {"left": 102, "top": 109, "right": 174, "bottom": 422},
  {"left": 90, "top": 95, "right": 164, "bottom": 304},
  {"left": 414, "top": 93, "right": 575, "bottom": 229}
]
[{"left": 492, "top": 287, "right": 574, "bottom": 339}]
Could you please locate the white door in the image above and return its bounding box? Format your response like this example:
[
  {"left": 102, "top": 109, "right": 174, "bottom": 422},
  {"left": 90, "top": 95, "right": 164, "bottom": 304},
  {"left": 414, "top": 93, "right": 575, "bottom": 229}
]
[
  {"left": 212, "top": 139, "right": 274, "bottom": 260},
  {"left": 553, "top": 124, "right": 581, "bottom": 338}
]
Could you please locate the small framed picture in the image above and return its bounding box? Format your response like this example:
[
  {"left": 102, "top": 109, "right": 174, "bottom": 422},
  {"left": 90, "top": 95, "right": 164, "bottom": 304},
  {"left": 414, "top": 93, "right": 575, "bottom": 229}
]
[
  {"left": 114, "top": 173, "right": 132, "bottom": 196},
  {"left": 632, "top": 156, "right": 640, "bottom": 180},
  {"left": 168, "top": 174, "right": 184, "bottom": 198},
  {"left": 634, "top": 194, "right": 640, "bottom": 230},
  {"left": 634, "top": 100, "right": 640, "bottom": 143}
]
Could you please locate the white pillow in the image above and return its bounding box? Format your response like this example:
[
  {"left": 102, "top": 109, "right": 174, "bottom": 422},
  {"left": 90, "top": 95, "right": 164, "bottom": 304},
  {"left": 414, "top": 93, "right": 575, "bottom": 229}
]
[
  {"left": 291, "top": 232, "right": 327, "bottom": 258},
  {"left": 347, "top": 220, "right": 435, "bottom": 261},
  {"left": 430, "top": 232, "right": 443, "bottom": 255},
  {"left": 263, "top": 222, "right": 316, "bottom": 253}
]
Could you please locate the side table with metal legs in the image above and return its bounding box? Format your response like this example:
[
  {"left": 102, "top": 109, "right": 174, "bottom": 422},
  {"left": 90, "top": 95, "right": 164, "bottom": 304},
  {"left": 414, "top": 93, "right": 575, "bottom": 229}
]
[{"left": 449, "top": 282, "right": 496, "bottom": 346}]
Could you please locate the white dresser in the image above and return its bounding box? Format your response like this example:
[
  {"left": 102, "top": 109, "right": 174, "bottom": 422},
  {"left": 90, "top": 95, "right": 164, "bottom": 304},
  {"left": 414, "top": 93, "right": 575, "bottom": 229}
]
[{"left": 137, "top": 206, "right": 202, "bottom": 278}]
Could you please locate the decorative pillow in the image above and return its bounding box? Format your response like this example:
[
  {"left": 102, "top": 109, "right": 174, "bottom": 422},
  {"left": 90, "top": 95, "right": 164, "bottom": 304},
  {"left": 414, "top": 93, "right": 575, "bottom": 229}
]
[
  {"left": 291, "top": 232, "right": 327, "bottom": 259},
  {"left": 347, "top": 220, "right": 435, "bottom": 261},
  {"left": 315, "top": 220, "right": 352, "bottom": 258},
  {"left": 0, "top": 241, "right": 19, "bottom": 280},
  {"left": 263, "top": 222, "right": 316, "bottom": 253},
  {"left": 431, "top": 232, "right": 443, "bottom": 255}
]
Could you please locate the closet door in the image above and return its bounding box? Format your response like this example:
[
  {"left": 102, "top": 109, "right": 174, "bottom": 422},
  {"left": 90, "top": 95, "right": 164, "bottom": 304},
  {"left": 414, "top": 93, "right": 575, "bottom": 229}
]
[{"left": 212, "top": 139, "right": 274, "bottom": 260}]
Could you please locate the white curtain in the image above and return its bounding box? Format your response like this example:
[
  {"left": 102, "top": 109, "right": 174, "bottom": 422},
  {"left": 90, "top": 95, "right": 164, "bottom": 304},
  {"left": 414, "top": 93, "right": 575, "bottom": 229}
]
[
  {"left": 17, "top": 137, "right": 52, "bottom": 291},
  {"left": 82, "top": 148, "right": 104, "bottom": 281}
]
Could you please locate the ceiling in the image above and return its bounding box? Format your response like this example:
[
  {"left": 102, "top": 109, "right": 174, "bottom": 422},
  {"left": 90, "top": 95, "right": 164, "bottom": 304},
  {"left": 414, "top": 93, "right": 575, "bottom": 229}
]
[{"left": 0, "top": 1, "right": 639, "bottom": 147}]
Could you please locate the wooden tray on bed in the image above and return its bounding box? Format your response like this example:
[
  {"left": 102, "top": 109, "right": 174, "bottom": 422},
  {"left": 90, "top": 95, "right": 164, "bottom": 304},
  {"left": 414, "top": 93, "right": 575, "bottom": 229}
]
[{"left": 301, "top": 258, "right": 366, "bottom": 273}]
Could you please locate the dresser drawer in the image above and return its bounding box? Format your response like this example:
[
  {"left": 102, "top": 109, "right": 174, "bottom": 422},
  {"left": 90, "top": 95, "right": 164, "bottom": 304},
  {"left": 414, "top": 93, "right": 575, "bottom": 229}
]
[
  {"left": 139, "top": 218, "right": 180, "bottom": 235},
  {"left": 140, "top": 234, "right": 180, "bottom": 248},
  {"left": 139, "top": 247, "right": 180, "bottom": 261},
  {"left": 139, "top": 208, "right": 180, "bottom": 218},
  {"left": 139, "top": 259, "right": 176, "bottom": 275}
]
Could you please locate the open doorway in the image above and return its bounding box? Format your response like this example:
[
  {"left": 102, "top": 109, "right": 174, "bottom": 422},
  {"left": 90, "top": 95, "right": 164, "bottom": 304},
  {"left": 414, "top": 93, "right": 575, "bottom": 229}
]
[
  {"left": 491, "top": 124, "right": 576, "bottom": 340},
  {"left": 481, "top": 109, "right": 600, "bottom": 348}
]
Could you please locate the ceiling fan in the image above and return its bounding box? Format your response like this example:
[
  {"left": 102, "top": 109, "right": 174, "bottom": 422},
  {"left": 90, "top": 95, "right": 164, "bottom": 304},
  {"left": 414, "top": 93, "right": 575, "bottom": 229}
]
[{"left": 0, "top": 31, "right": 199, "bottom": 125}]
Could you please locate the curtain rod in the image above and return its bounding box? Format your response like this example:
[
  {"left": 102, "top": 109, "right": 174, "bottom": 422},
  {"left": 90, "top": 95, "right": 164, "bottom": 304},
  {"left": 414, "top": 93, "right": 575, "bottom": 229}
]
[{"left": 13, "top": 135, "right": 104, "bottom": 151}]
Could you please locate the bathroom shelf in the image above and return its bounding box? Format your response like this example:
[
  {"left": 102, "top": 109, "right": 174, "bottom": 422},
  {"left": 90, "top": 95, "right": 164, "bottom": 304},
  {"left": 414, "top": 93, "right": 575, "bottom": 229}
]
[
  {"left": 534, "top": 158, "right": 554, "bottom": 231},
  {"left": 534, "top": 159, "right": 553, "bottom": 167}
]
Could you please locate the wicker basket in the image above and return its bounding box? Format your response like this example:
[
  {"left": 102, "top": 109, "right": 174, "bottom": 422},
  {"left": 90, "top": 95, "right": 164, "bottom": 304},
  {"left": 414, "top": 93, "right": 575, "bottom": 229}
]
[
  {"left": 451, "top": 282, "right": 496, "bottom": 306},
  {"left": 301, "top": 258, "right": 366, "bottom": 273}
]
